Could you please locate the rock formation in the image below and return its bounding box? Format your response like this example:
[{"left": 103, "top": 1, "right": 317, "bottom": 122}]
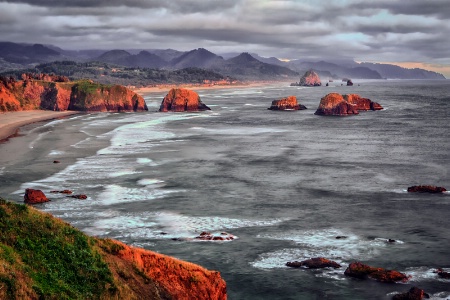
[
  {"left": 194, "top": 231, "right": 236, "bottom": 241},
  {"left": 346, "top": 79, "right": 354, "bottom": 86},
  {"left": 24, "top": 188, "right": 49, "bottom": 204},
  {"left": 286, "top": 257, "right": 341, "bottom": 269},
  {"left": 392, "top": 287, "right": 430, "bottom": 300},
  {"left": 315, "top": 93, "right": 383, "bottom": 116},
  {"left": 344, "top": 94, "right": 383, "bottom": 111},
  {"left": 159, "top": 88, "right": 211, "bottom": 112},
  {"left": 434, "top": 268, "right": 450, "bottom": 279},
  {"left": 300, "top": 70, "right": 322, "bottom": 86},
  {"left": 268, "top": 96, "right": 307, "bottom": 110},
  {"left": 0, "top": 74, "right": 147, "bottom": 112},
  {"left": 407, "top": 185, "right": 447, "bottom": 193},
  {"left": 344, "top": 262, "right": 409, "bottom": 283},
  {"left": 314, "top": 93, "right": 359, "bottom": 116}
]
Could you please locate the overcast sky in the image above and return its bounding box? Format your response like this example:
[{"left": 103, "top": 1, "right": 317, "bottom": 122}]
[{"left": 1, "top": 0, "right": 449, "bottom": 76}]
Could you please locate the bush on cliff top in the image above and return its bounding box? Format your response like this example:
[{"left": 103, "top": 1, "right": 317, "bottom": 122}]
[{"left": 0, "top": 197, "right": 115, "bottom": 299}]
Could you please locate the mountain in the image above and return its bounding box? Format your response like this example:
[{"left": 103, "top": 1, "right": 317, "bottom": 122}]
[
  {"left": 249, "top": 53, "right": 286, "bottom": 66},
  {"left": 146, "top": 49, "right": 185, "bottom": 62},
  {"left": 96, "top": 50, "right": 167, "bottom": 68},
  {"left": 287, "top": 60, "right": 382, "bottom": 79},
  {"left": 211, "top": 53, "right": 298, "bottom": 80},
  {"left": 360, "top": 62, "right": 446, "bottom": 79},
  {"left": 169, "top": 48, "right": 224, "bottom": 69},
  {"left": 0, "top": 42, "right": 61, "bottom": 65}
]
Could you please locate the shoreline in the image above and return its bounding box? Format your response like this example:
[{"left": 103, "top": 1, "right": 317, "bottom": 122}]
[
  {"left": 0, "top": 110, "right": 81, "bottom": 142},
  {"left": 132, "top": 80, "right": 285, "bottom": 94}
]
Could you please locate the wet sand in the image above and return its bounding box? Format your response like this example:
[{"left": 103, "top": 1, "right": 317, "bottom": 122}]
[{"left": 0, "top": 110, "right": 81, "bottom": 141}]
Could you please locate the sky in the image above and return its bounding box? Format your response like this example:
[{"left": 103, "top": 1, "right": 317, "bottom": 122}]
[{"left": 0, "top": 0, "right": 449, "bottom": 76}]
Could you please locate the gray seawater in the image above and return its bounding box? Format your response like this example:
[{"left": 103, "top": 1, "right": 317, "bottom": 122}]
[{"left": 1, "top": 80, "right": 450, "bottom": 299}]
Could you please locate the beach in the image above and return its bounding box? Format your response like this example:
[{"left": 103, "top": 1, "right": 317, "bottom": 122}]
[{"left": 0, "top": 110, "right": 81, "bottom": 141}]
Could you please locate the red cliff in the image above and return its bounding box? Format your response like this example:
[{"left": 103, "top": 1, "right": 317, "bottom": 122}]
[
  {"left": 315, "top": 93, "right": 383, "bottom": 116},
  {"left": 159, "top": 88, "right": 211, "bottom": 112},
  {"left": 268, "top": 96, "right": 307, "bottom": 110},
  {"left": 344, "top": 94, "right": 383, "bottom": 111},
  {"left": 300, "top": 70, "right": 322, "bottom": 86},
  {"left": 0, "top": 75, "right": 147, "bottom": 112}
]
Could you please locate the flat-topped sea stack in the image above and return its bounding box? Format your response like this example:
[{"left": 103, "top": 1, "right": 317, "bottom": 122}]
[
  {"left": 0, "top": 74, "right": 147, "bottom": 112},
  {"left": 268, "top": 96, "right": 307, "bottom": 110},
  {"left": 300, "top": 70, "right": 321, "bottom": 86},
  {"left": 315, "top": 93, "right": 383, "bottom": 116},
  {"left": 159, "top": 88, "right": 211, "bottom": 112}
]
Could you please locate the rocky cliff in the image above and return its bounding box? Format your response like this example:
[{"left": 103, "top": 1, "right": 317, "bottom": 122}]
[
  {"left": 159, "top": 88, "right": 211, "bottom": 112},
  {"left": 268, "top": 96, "right": 307, "bottom": 110},
  {"left": 0, "top": 198, "right": 227, "bottom": 299},
  {"left": 299, "top": 70, "right": 322, "bottom": 86},
  {"left": 0, "top": 74, "right": 147, "bottom": 112}
]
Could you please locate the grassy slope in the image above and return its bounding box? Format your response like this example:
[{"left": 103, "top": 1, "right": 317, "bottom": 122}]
[{"left": 0, "top": 197, "right": 226, "bottom": 300}]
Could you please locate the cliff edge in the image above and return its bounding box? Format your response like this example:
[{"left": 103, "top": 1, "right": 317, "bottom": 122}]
[{"left": 0, "top": 198, "right": 227, "bottom": 299}]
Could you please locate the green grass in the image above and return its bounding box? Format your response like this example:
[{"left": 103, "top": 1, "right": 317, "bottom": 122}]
[{"left": 0, "top": 198, "right": 116, "bottom": 299}]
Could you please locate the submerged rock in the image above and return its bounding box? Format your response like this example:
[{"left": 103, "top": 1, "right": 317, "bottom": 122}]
[
  {"left": 286, "top": 257, "right": 341, "bottom": 269},
  {"left": 159, "top": 88, "right": 211, "bottom": 112},
  {"left": 268, "top": 96, "right": 307, "bottom": 110},
  {"left": 392, "top": 287, "right": 430, "bottom": 300},
  {"left": 434, "top": 268, "right": 450, "bottom": 279},
  {"left": 407, "top": 185, "right": 447, "bottom": 193},
  {"left": 194, "top": 232, "right": 236, "bottom": 241},
  {"left": 344, "top": 262, "right": 409, "bottom": 283},
  {"left": 24, "top": 188, "right": 49, "bottom": 204}
]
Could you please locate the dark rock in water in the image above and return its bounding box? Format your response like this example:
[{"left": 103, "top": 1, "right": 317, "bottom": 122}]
[
  {"left": 159, "top": 88, "right": 211, "bottom": 112},
  {"left": 50, "top": 190, "right": 73, "bottom": 194},
  {"left": 286, "top": 257, "right": 341, "bottom": 269},
  {"left": 434, "top": 268, "right": 450, "bottom": 279},
  {"left": 407, "top": 185, "right": 447, "bottom": 193},
  {"left": 69, "top": 194, "right": 87, "bottom": 200},
  {"left": 388, "top": 239, "right": 396, "bottom": 243},
  {"left": 314, "top": 93, "right": 359, "bottom": 116},
  {"left": 344, "top": 262, "right": 409, "bottom": 283},
  {"left": 335, "top": 236, "right": 347, "bottom": 239},
  {"left": 268, "top": 96, "right": 307, "bottom": 111},
  {"left": 53, "top": 160, "right": 60, "bottom": 163},
  {"left": 24, "top": 188, "right": 49, "bottom": 204},
  {"left": 326, "top": 82, "right": 329, "bottom": 86},
  {"left": 392, "top": 287, "right": 430, "bottom": 300},
  {"left": 194, "top": 231, "right": 235, "bottom": 241},
  {"left": 346, "top": 79, "right": 353, "bottom": 86}
]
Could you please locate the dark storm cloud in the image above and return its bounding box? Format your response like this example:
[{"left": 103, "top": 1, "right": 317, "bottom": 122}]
[{"left": 0, "top": 0, "right": 449, "bottom": 75}]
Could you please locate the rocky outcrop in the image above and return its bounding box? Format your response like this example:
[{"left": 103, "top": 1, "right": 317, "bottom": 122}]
[
  {"left": 286, "top": 257, "right": 341, "bottom": 269},
  {"left": 434, "top": 268, "right": 450, "bottom": 279},
  {"left": 344, "top": 94, "right": 383, "bottom": 111},
  {"left": 346, "top": 79, "right": 354, "bottom": 86},
  {"left": 344, "top": 262, "right": 409, "bottom": 283},
  {"left": 314, "top": 93, "right": 359, "bottom": 116},
  {"left": 194, "top": 231, "right": 236, "bottom": 241},
  {"left": 159, "top": 88, "right": 210, "bottom": 112},
  {"left": 392, "top": 287, "right": 430, "bottom": 300},
  {"left": 407, "top": 185, "right": 447, "bottom": 193},
  {"left": 24, "top": 188, "right": 49, "bottom": 204},
  {"left": 315, "top": 93, "right": 383, "bottom": 116},
  {"left": 299, "top": 70, "right": 321, "bottom": 86},
  {"left": 0, "top": 74, "right": 148, "bottom": 112},
  {"left": 268, "top": 96, "right": 307, "bottom": 110}
]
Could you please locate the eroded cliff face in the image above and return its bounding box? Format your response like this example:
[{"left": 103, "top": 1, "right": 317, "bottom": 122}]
[
  {"left": 0, "top": 75, "right": 147, "bottom": 112},
  {"left": 159, "top": 88, "right": 211, "bottom": 112},
  {"left": 300, "top": 70, "right": 321, "bottom": 86},
  {"left": 315, "top": 93, "right": 383, "bottom": 116}
]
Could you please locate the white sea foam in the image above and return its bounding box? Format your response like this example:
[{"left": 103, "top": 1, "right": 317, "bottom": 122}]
[
  {"left": 136, "top": 157, "right": 158, "bottom": 166},
  {"left": 48, "top": 150, "right": 65, "bottom": 156},
  {"left": 253, "top": 228, "right": 391, "bottom": 270},
  {"left": 137, "top": 178, "right": 164, "bottom": 186}
]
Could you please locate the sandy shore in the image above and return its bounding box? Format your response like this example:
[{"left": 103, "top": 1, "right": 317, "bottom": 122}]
[
  {"left": 132, "top": 81, "right": 282, "bottom": 94},
  {"left": 0, "top": 110, "right": 81, "bottom": 141}
]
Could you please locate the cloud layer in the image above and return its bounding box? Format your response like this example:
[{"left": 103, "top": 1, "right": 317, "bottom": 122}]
[{"left": 1, "top": 0, "right": 449, "bottom": 74}]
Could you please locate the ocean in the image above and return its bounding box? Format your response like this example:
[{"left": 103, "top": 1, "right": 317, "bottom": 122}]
[{"left": 1, "top": 80, "right": 449, "bottom": 299}]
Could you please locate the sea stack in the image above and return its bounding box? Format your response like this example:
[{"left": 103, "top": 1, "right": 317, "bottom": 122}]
[
  {"left": 268, "top": 96, "right": 307, "bottom": 110},
  {"left": 315, "top": 93, "right": 383, "bottom": 116},
  {"left": 300, "top": 70, "right": 322, "bottom": 86},
  {"left": 159, "top": 88, "right": 211, "bottom": 112}
]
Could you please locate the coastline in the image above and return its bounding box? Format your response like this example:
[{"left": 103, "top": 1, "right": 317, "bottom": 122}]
[
  {"left": 132, "top": 80, "right": 283, "bottom": 94},
  {"left": 0, "top": 110, "right": 81, "bottom": 142}
]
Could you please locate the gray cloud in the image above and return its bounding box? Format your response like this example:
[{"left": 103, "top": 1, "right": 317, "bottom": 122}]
[{"left": 0, "top": 0, "right": 449, "bottom": 75}]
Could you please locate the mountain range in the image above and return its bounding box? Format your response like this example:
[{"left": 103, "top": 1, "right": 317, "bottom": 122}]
[{"left": 0, "top": 41, "right": 446, "bottom": 80}]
